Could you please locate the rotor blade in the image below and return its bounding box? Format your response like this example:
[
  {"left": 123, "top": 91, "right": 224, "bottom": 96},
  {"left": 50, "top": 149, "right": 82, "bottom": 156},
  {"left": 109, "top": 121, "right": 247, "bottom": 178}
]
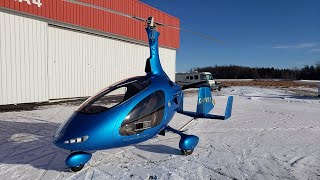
[
  {"left": 156, "top": 22, "right": 226, "bottom": 45},
  {"left": 64, "top": 0, "right": 147, "bottom": 23},
  {"left": 180, "top": 27, "right": 226, "bottom": 45},
  {"left": 65, "top": 0, "right": 226, "bottom": 45}
]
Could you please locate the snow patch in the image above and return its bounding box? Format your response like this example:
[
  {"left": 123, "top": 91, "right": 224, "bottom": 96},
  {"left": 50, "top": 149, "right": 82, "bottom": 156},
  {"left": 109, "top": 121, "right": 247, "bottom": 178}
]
[
  {"left": 0, "top": 86, "right": 319, "bottom": 179},
  {"left": 9, "top": 133, "right": 40, "bottom": 143}
]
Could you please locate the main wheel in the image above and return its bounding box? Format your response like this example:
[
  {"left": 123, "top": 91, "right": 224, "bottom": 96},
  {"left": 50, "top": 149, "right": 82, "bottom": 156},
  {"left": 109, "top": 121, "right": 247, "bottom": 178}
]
[
  {"left": 181, "top": 149, "right": 194, "bottom": 155},
  {"left": 70, "top": 164, "right": 84, "bottom": 172}
]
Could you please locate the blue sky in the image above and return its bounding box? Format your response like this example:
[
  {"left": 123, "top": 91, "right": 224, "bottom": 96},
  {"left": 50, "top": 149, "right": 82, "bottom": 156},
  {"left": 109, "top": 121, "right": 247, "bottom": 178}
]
[{"left": 140, "top": 0, "right": 320, "bottom": 72}]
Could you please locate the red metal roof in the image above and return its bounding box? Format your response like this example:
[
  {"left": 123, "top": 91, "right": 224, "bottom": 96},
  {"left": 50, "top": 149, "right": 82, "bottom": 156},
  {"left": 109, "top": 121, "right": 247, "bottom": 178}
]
[{"left": 0, "top": 0, "right": 180, "bottom": 49}]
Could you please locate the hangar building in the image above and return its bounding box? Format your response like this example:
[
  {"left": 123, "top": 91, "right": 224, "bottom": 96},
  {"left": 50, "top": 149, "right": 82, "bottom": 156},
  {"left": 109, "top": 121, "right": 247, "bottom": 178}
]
[{"left": 0, "top": 0, "right": 180, "bottom": 105}]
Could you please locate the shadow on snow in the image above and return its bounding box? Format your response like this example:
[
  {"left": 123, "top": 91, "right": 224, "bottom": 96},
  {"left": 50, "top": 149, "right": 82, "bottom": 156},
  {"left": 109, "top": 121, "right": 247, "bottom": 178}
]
[
  {"left": 0, "top": 119, "right": 182, "bottom": 172},
  {"left": 0, "top": 120, "right": 70, "bottom": 172},
  {"left": 134, "top": 144, "right": 181, "bottom": 155}
]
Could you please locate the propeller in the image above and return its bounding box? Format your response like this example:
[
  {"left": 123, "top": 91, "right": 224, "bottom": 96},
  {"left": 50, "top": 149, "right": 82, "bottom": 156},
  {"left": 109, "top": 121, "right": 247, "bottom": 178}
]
[{"left": 64, "top": 0, "right": 225, "bottom": 45}]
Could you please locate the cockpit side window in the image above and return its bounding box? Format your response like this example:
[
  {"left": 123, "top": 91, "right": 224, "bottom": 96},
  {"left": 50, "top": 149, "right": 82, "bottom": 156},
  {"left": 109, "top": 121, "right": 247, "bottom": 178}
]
[
  {"left": 78, "top": 77, "right": 151, "bottom": 114},
  {"left": 120, "top": 90, "right": 165, "bottom": 136}
]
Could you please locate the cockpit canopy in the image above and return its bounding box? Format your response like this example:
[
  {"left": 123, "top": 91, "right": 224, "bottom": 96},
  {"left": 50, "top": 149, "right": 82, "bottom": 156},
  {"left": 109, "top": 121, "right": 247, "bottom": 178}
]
[{"left": 78, "top": 76, "right": 151, "bottom": 114}]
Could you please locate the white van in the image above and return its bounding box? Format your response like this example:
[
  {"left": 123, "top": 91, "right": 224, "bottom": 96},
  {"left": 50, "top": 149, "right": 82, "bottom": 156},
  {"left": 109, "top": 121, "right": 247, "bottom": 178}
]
[{"left": 175, "top": 72, "right": 221, "bottom": 91}]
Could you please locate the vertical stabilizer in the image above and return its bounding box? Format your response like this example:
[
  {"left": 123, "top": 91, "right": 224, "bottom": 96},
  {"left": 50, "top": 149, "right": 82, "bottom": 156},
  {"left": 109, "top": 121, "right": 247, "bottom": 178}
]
[
  {"left": 224, "top": 96, "right": 233, "bottom": 120},
  {"left": 196, "top": 86, "right": 214, "bottom": 117},
  {"left": 177, "top": 92, "right": 184, "bottom": 112}
]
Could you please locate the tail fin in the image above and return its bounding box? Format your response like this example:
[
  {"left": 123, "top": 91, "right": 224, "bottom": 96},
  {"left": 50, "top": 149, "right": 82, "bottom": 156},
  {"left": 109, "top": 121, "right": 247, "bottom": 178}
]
[
  {"left": 224, "top": 96, "right": 233, "bottom": 120},
  {"left": 196, "top": 86, "right": 214, "bottom": 117},
  {"left": 177, "top": 86, "right": 234, "bottom": 120}
]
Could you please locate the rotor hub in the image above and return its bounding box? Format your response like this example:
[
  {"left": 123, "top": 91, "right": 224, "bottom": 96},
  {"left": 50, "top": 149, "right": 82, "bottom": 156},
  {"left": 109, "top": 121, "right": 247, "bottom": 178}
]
[{"left": 147, "top": 17, "right": 156, "bottom": 29}]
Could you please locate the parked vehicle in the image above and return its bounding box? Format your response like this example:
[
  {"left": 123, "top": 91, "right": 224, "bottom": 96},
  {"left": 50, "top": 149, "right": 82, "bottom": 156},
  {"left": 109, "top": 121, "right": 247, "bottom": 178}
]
[
  {"left": 176, "top": 72, "right": 221, "bottom": 91},
  {"left": 318, "top": 82, "right": 320, "bottom": 97}
]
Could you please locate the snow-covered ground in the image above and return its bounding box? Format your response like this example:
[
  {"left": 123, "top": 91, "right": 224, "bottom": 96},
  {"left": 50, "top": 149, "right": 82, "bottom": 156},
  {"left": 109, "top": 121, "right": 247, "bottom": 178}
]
[{"left": 0, "top": 87, "right": 319, "bottom": 180}]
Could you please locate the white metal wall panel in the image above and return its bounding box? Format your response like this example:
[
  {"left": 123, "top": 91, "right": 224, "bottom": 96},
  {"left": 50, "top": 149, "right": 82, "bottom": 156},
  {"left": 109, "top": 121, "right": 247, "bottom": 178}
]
[
  {"left": 159, "top": 48, "right": 176, "bottom": 81},
  {"left": 0, "top": 11, "right": 48, "bottom": 105},
  {"left": 48, "top": 26, "right": 176, "bottom": 100}
]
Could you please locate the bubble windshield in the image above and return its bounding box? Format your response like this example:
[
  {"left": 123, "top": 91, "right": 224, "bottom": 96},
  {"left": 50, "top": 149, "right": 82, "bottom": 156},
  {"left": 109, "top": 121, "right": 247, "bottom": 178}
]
[{"left": 78, "top": 76, "right": 151, "bottom": 114}]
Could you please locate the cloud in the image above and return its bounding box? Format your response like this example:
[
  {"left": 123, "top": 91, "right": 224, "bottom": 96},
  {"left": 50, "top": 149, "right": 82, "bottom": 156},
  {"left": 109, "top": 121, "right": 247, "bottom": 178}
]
[
  {"left": 310, "top": 48, "right": 320, "bottom": 52},
  {"left": 272, "top": 43, "right": 317, "bottom": 49}
]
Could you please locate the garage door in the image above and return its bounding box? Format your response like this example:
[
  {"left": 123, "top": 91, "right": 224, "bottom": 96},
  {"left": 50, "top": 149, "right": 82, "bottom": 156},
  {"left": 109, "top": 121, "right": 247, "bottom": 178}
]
[
  {"left": 48, "top": 25, "right": 176, "bottom": 100},
  {"left": 0, "top": 11, "right": 48, "bottom": 105}
]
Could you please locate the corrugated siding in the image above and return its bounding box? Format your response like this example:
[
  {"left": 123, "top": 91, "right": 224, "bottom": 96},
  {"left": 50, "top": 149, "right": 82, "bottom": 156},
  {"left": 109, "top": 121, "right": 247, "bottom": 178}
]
[
  {"left": 0, "top": 11, "right": 48, "bottom": 105},
  {"left": 0, "top": 0, "right": 180, "bottom": 48},
  {"left": 159, "top": 48, "right": 176, "bottom": 80},
  {"left": 48, "top": 26, "right": 176, "bottom": 99}
]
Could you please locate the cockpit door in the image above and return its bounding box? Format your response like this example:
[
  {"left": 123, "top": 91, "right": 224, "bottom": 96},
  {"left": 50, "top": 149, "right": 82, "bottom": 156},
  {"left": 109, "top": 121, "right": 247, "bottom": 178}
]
[{"left": 119, "top": 90, "right": 165, "bottom": 136}]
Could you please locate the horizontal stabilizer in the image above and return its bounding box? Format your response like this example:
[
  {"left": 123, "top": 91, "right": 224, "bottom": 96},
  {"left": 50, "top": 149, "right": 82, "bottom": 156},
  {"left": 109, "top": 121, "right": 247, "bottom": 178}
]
[
  {"left": 178, "top": 111, "right": 224, "bottom": 120},
  {"left": 178, "top": 96, "right": 234, "bottom": 120}
]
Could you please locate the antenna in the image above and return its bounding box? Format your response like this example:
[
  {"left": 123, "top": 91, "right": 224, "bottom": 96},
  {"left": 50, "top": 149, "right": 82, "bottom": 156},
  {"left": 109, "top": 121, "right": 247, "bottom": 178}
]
[{"left": 64, "top": 0, "right": 226, "bottom": 45}]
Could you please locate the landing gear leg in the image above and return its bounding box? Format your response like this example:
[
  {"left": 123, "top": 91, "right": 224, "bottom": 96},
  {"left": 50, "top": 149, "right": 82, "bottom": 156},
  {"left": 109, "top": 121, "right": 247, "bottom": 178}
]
[{"left": 165, "top": 126, "right": 199, "bottom": 156}]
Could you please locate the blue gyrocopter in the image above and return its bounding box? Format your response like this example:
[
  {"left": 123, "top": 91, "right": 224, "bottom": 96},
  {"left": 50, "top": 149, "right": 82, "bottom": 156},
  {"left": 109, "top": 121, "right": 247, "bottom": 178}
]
[{"left": 53, "top": 0, "right": 233, "bottom": 172}]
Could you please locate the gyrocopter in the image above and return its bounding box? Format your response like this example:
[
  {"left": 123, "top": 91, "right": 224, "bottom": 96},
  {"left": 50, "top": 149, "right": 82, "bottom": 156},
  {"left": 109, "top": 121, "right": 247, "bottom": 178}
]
[{"left": 53, "top": 0, "right": 233, "bottom": 172}]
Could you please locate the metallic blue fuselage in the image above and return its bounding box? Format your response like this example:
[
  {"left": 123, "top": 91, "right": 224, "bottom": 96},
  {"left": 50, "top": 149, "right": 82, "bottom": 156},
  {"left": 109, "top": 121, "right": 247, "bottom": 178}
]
[
  {"left": 53, "top": 27, "right": 183, "bottom": 152},
  {"left": 53, "top": 74, "right": 182, "bottom": 151}
]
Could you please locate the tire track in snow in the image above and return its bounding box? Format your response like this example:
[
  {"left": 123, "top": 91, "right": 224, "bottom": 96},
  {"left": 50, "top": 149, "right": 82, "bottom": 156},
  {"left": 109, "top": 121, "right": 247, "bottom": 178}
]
[
  {"left": 93, "top": 142, "right": 191, "bottom": 179},
  {"left": 84, "top": 169, "right": 95, "bottom": 180},
  {"left": 38, "top": 151, "right": 60, "bottom": 180}
]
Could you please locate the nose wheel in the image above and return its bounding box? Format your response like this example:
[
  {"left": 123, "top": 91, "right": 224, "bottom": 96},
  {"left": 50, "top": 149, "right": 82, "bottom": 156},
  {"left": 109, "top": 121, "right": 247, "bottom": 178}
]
[
  {"left": 181, "top": 149, "right": 194, "bottom": 155},
  {"left": 65, "top": 151, "right": 92, "bottom": 172},
  {"left": 70, "top": 164, "right": 85, "bottom": 172}
]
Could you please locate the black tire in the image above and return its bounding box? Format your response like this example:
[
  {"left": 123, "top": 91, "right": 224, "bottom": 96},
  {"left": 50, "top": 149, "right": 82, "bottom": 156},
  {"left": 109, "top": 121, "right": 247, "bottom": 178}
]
[
  {"left": 181, "top": 149, "right": 194, "bottom": 155},
  {"left": 70, "top": 164, "right": 84, "bottom": 172}
]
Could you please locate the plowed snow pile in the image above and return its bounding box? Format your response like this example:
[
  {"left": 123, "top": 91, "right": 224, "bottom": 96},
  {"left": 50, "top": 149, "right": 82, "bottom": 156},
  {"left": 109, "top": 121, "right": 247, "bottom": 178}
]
[{"left": 0, "top": 87, "right": 319, "bottom": 180}]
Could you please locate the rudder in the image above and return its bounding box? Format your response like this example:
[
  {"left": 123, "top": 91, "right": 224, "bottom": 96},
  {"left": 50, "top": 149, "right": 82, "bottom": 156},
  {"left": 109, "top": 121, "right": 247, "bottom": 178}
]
[
  {"left": 196, "top": 86, "right": 214, "bottom": 117},
  {"left": 224, "top": 96, "right": 233, "bottom": 120}
]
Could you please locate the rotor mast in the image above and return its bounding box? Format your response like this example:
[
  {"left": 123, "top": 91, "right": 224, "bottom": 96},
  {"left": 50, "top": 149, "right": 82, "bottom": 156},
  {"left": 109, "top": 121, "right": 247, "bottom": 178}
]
[{"left": 145, "top": 17, "right": 167, "bottom": 76}]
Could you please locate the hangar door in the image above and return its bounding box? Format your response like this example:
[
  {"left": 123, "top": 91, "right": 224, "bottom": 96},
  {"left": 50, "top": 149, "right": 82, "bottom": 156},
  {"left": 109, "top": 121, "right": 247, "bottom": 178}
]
[
  {"left": 0, "top": 12, "right": 176, "bottom": 105},
  {"left": 0, "top": 11, "right": 48, "bottom": 105},
  {"left": 48, "top": 25, "right": 176, "bottom": 100}
]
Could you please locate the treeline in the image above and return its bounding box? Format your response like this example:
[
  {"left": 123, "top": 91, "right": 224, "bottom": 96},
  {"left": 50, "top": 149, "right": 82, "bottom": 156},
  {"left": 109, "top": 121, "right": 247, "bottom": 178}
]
[{"left": 193, "top": 62, "right": 320, "bottom": 80}]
